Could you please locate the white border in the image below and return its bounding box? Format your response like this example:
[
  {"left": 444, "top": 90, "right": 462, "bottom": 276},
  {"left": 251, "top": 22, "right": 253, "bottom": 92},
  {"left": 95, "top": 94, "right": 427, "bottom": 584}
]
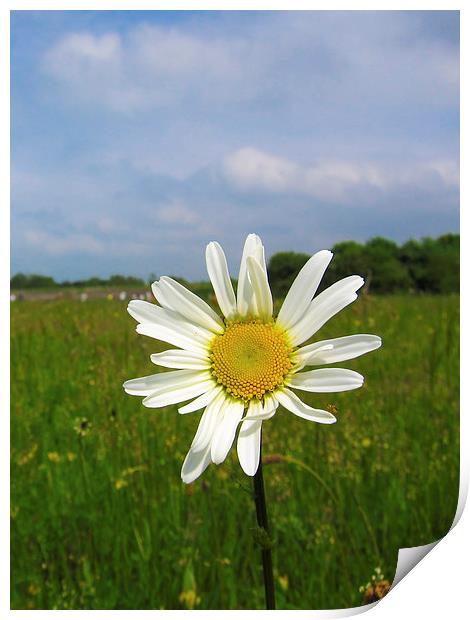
[{"left": 4, "top": 2, "right": 465, "bottom": 616}]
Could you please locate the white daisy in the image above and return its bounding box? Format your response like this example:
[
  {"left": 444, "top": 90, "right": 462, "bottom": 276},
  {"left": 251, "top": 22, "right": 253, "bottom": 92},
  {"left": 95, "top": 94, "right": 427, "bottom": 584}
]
[{"left": 124, "top": 234, "right": 382, "bottom": 483}]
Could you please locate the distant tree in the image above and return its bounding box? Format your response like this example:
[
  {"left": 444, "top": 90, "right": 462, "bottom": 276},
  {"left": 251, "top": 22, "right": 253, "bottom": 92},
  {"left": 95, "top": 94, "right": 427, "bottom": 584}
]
[
  {"left": 10, "top": 273, "right": 29, "bottom": 289},
  {"left": 10, "top": 233, "right": 459, "bottom": 295},
  {"left": 108, "top": 275, "right": 145, "bottom": 287},
  {"left": 401, "top": 235, "right": 459, "bottom": 293},
  {"left": 268, "top": 251, "right": 310, "bottom": 299},
  {"left": 399, "top": 239, "right": 427, "bottom": 291},
  {"left": 10, "top": 273, "right": 57, "bottom": 289},
  {"left": 323, "top": 241, "right": 368, "bottom": 289},
  {"left": 427, "top": 234, "right": 459, "bottom": 293},
  {"left": 86, "top": 276, "right": 107, "bottom": 287},
  {"left": 438, "top": 233, "right": 459, "bottom": 250},
  {"left": 364, "top": 237, "right": 412, "bottom": 293}
]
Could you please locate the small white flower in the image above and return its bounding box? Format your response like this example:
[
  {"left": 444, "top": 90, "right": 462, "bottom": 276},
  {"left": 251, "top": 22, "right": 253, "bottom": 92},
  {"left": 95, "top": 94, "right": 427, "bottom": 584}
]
[{"left": 124, "top": 234, "right": 381, "bottom": 483}]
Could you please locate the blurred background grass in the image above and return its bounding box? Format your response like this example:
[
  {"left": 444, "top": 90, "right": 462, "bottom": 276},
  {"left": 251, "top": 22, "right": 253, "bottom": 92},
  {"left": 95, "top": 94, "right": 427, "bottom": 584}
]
[{"left": 10, "top": 293, "right": 459, "bottom": 610}]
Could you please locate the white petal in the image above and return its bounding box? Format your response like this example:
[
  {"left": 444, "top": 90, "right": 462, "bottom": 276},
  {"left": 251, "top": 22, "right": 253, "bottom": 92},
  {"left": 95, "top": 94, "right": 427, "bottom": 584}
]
[
  {"left": 127, "top": 299, "right": 163, "bottom": 324},
  {"left": 128, "top": 300, "right": 214, "bottom": 344},
  {"left": 237, "top": 234, "right": 264, "bottom": 316},
  {"left": 263, "top": 393, "right": 279, "bottom": 418},
  {"left": 292, "top": 344, "right": 333, "bottom": 370},
  {"left": 206, "top": 241, "right": 236, "bottom": 319},
  {"left": 287, "top": 275, "right": 364, "bottom": 346},
  {"left": 181, "top": 443, "right": 212, "bottom": 484},
  {"left": 136, "top": 323, "right": 209, "bottom": 355},
  {"left": 237, "top": 401, "right": 262, "bottom": 476},
  {"left": 211, "top": 400, "right": 245, "bottom": 464},
  {"left": 296, "top": 334, "right": 382, "bottom": 367},
  {"left": 150, "top": 349, "right": 211, "bottom": 370},
  {"left": 243, "top": 394, "right": 278, "bottom": 420},
  {"left": 287, "top": 368, "right": 364, "bottom": 392},
  {"left": 246, "top": 256, "right": 273, "bottom": 320},
  {"left": 151, "top": 280, "right": 171, "bottom": 307},
  {"left": 153, "top": 277, "right": 224, "bottom": 333},
  {"left": 143, "top": 379, "right": 215, "bottom": 408},
  {"left": 276, "top": 388, "right": 336, "bottom": 423},
  {"left": 178, "top": 385, "right": 223, "bottom": 414},
  {"left": 276, "top": 250, "right": 333, "bottom": 330},
  {"left": 123, "top": 369, "right": 210, "bottom": 396},
  {"left": 129, "top": 299, "right": 214, "bottom": 341},
  {"left": 191, "top": 391, "right": 227, "bottom": 451}
]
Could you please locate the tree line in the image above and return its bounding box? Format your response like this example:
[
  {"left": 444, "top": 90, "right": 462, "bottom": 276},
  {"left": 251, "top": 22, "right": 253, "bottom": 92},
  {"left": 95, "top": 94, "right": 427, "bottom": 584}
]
[
  {"left": 268, "top": 234, "right": 459, "bottom": 296},
  {"left": 10, "top": 273, "right": 147, "bottom": 290},
  {"left": 11, "top": 234, "right": 459, "bottom": 295}
]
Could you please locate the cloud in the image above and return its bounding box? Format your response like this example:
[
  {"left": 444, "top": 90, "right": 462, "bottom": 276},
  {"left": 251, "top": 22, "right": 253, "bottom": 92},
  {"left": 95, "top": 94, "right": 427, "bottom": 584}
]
[
  {"left": 155, "top": 201, "right": 199, "bottom": 225},
  {"left": 223, "top": 148, "right": 299, "bottom": 193},
  {"left": 43, "top": 32, "right": 139, "bottom": 112},
  {"left": 24, "top": 229, "right": 105, "bottom": 256},
  {"left": 223, "top": 147, "right": 459, "bottom": 203},
  {"left": 22, "top": 226, "right": 160, "bottom": 259},
  {"left": 41, "top": 13, "right": 459, "bottom": 113},
  {"left": 42, "top": 25, "right": 250, "bottom": 111}
]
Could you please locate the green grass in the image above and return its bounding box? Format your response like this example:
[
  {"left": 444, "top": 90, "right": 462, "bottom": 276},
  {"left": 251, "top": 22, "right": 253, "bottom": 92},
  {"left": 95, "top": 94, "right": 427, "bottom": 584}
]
[{"left": 10, "top": 294, "right": 459, "bottom": 610}]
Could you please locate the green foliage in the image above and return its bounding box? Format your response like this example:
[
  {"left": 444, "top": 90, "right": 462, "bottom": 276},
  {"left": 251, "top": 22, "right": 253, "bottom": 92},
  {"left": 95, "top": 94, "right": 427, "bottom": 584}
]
[
  {"left": 11, "top": 273, "right": 146, "bottom": 291},
  {"left": 108, "top": 274, "right": 146, "bottom": 287},
  {"left": 267, "top": 252, "right": 310, "bottom": 298},
  {"left": 10, "top": 273, "right": 58, "bottom": 289},
  {"left": 363, "top": 237, "right": 412, "bottom": 293},
  {"left": 269, "top": 234, "right": 459, "bottom": 295},
  {"left": 399, "top": 234, "right": 459, "bottom": 293},
  {"left": 11, "top": 295, "right": 459, "bottom": 610}
]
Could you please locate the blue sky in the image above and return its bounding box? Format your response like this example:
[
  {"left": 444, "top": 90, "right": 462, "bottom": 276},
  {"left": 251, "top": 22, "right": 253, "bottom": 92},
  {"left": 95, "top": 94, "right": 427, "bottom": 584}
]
[{"left": 11, "top": 10, "right": 459, "bottom": 281}]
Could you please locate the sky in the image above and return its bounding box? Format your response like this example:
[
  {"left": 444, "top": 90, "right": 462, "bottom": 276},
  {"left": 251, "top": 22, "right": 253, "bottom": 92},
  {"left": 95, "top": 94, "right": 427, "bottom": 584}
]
[{"left": 11, "top": 10, "right": 459, "bottom": 281}]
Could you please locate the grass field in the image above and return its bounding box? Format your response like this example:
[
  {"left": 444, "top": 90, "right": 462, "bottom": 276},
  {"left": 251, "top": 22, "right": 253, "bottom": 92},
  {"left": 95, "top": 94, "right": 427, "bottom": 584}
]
[{"left": 10, "top": 293, "right": 460, "bottom": 610}]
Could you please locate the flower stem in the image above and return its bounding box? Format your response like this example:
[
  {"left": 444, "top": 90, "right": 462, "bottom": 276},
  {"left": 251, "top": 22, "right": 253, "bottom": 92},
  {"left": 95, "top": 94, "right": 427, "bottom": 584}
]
[{"left": 253, "top": 432, "right": 276, "bottom": 610}]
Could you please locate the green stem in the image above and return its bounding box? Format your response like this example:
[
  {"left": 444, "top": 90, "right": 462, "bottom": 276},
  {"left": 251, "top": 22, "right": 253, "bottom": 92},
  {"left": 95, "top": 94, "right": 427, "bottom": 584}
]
[{"left": 253, "top": 433, "right": 276, "bottom": 610}]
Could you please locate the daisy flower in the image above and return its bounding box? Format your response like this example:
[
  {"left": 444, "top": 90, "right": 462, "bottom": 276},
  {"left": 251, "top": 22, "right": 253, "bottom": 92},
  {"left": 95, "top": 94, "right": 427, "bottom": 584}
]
[{"left": 123, "top": 234, "right": 381, "bottom": 483}]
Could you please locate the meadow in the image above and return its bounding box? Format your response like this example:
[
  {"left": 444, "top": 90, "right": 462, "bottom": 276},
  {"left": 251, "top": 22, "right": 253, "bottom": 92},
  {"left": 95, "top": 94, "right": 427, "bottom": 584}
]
[{"left": 10, "top": 293, "right": 459, "bottom": 610}]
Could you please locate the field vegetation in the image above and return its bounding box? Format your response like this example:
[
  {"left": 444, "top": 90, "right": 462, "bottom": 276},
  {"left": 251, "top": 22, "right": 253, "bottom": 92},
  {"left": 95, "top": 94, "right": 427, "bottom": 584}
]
[{"left": 11, "top": 292, "right": 459, "bottom": 609}]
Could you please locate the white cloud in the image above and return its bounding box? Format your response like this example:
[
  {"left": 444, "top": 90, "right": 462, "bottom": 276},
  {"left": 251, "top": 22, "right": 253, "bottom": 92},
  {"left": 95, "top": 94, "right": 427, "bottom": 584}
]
[
  {"left": 23, "top": 228, "right": 156, "bottom": 258},
  {"left": 222, "top": 147, "right": 385, "bottom": 201},
  {"left": 42, "top": 25, "right": 250, "bottom": 111},
  {"left": 419, "top": 160, "right": 460, "bottom": 186},
  {"left": 156, "top": 201, "right": 199, "bottom": 225},
  {"left": 223, "top": 148, "right": 299, "bottom": 193},
  {"left": 43, "top": 32, "right": 142, "bottom": 112},
  {"left": 223, "top": 147, "right": 459, "bottom": 202},
  {"left": 41, "top": 15, "right": 458, "bottom": 113},
  {"left": 24, "top": 229, "right": 105, "bottom": 256},
  {"left": 43, "top": 32, "right": 121, "bottom": 85},
  {"left": 129, "top": 25, "right": 242, "bottom": 79}
]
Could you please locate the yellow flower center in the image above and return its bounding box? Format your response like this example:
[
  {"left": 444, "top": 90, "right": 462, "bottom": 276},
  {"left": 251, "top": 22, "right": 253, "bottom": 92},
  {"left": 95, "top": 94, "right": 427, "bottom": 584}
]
[{"left": 210, "top": 319, "right": 293, "bottom": 401}]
